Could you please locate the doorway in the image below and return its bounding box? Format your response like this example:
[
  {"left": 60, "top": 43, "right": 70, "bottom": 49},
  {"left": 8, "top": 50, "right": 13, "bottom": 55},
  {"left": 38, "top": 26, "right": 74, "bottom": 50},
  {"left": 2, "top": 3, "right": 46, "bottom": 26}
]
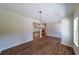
[{"left": 33, "top": 22, "right": 46, "bottom": 40}]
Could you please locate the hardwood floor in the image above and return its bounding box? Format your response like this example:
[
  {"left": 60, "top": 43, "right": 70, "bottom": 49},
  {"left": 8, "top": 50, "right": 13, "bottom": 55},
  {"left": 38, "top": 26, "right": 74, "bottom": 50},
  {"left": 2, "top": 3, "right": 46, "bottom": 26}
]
[{"left": 1, "top": 32, "right": 75, "bottom": 55}]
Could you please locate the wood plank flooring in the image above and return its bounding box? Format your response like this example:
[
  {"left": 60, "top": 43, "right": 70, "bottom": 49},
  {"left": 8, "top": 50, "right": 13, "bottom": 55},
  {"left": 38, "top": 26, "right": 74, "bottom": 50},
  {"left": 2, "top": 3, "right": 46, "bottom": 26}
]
[{"left": 1, "top": 32, "right": 75, "bottom": 55}]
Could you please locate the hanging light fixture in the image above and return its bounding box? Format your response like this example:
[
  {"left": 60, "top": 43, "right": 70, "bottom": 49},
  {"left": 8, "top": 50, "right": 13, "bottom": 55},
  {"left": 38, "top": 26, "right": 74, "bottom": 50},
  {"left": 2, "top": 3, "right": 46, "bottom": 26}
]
[{"left": 39, "top": 11, "right": 42, "bottom": 38}]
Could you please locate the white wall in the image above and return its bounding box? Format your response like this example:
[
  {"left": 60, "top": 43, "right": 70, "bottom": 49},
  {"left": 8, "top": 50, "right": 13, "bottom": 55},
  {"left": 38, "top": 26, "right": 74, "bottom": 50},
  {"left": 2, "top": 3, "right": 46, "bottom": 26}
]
[
  {"left": 47, "top": 17, "right": 73, "bottom": 47},
  {"left": 61, "top": 16, "right": 73, "bottom": 47},
  {"left": 0, "top": 10, "right": 37, "bottom": 52},
  {"left": 47, "top": 20, "right": 61, "bottom": 38}
]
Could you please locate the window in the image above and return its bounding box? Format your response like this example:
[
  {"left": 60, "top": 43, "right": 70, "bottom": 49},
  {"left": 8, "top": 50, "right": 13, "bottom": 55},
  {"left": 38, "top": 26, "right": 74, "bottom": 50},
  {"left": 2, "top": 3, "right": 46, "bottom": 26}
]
[{"left": 74, "top": 17, "right": 78, "bottom": 47}]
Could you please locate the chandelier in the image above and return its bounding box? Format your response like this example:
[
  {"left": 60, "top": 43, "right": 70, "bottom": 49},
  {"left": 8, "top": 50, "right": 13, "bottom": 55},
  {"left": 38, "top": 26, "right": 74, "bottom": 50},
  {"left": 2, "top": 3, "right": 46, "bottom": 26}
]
[{"left": 39, "top": 11, "right": 42, "bottom": 38}]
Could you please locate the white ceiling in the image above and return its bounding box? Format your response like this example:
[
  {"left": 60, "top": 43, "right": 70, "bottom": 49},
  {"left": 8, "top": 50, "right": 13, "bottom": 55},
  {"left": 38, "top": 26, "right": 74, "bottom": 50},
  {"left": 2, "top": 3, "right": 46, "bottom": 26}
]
[{"left": 0, "top": 3, "right": 77, "bottom": 23}]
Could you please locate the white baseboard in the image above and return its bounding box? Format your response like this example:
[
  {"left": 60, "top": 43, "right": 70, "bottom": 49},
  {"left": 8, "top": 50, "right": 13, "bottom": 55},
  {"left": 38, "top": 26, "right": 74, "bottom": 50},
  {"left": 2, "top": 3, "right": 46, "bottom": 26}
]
[
  {"left": 61, "top": 42, "right": 73, "bottom": 47},
  {"left": 46, "top": 34, "right": 61, "bottom": 38},
  {"left": 0, "top": 39, "right": 33, "bottom": 52}
]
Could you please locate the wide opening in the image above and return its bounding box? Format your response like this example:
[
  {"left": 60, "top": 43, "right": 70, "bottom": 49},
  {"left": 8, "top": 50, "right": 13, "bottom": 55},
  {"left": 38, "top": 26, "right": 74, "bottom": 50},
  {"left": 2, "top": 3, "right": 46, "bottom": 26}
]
[{"left": 33, "top": 22, "right": 46, "bottom": 40}]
